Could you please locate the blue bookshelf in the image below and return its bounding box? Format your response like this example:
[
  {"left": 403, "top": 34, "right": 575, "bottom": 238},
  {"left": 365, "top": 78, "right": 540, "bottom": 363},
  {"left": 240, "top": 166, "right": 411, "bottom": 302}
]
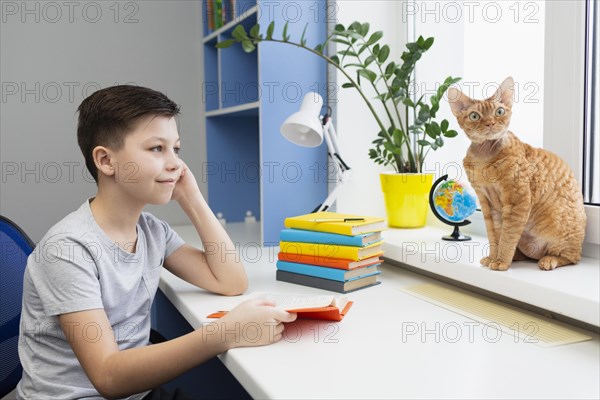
[{"left": 202, "top": 0, "right": 328, "bottom": 244}]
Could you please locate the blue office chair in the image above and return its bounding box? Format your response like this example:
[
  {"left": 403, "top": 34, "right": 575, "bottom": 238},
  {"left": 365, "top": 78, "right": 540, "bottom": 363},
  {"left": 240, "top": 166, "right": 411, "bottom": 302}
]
[{"left": 0, "top": 215, "right": 35, "bottom": 397}]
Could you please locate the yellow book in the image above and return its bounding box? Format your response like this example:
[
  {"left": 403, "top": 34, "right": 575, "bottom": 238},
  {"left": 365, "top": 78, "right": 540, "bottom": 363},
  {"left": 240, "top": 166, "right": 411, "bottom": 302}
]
[
  {"left": 284, "top": 212, "right": 386, "bottom": 236},
  {"left": 280, "top": 240, "right": 384, "bottom": 261}
]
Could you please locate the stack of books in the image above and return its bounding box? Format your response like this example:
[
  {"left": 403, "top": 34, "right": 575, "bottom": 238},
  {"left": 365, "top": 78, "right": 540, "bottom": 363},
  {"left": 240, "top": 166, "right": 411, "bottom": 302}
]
[{"left": 277, "top": 212, "right": 386, "bottom": 293}]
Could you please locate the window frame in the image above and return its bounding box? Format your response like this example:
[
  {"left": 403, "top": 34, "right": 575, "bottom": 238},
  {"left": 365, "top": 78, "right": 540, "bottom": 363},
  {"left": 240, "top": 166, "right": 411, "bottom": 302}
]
[{"left": 543, "top": 0, "right": 599, "bottom": 248}]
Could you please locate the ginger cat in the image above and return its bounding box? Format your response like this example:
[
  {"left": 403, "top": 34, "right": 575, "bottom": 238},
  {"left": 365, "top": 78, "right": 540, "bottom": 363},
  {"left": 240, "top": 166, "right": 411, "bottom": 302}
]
[{"left": 448, "top": 77, "right": 586, "bottom": 271}]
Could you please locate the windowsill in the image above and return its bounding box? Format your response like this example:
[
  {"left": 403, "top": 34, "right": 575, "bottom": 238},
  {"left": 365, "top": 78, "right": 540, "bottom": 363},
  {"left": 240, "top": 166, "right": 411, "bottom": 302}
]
[{"left": 382, "top": 226, "right": 600, "bottom": 329}]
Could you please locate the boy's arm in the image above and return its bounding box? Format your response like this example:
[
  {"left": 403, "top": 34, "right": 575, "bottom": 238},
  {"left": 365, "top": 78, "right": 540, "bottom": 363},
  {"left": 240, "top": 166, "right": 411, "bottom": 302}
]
[
  {"left": 165, "top": 161, "right": 248, "bottom": 295},
  {"left": 60, "top": 299, "right": 294, "bottom": 399}
]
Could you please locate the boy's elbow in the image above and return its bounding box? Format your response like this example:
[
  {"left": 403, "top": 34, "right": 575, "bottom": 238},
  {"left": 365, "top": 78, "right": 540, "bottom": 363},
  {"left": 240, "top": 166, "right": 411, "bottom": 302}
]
[
  {"left": 92, "top": 364, "right": 123, "bottom": 400},
  {"left": 220, "top": 276, "right": 248, "bottom": 296}
]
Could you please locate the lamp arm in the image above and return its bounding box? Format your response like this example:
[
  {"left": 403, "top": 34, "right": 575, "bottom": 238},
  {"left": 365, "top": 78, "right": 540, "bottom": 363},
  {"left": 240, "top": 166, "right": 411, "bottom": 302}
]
[
  {"left": 322, "top": 118, "right": 350, "bottom": 172},
  {"left": 313, "top": 118, "right": 352, "bottom": 212}
]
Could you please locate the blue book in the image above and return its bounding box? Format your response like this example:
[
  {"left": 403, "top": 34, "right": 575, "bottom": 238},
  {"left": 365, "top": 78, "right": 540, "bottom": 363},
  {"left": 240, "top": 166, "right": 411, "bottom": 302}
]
[
  {"left": 279, "top": 229, "right": 382, "bottom": 247},
  {"left": 276, "top": 261, "right": 381, "bottom": 282}
]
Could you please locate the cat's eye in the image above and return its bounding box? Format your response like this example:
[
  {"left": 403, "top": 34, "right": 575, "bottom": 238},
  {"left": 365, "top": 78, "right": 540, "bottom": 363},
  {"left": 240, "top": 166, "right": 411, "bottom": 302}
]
[
  {"left": 469, "top": 112, "right": 480, "bottom": 121},
  {"left": 495, "top": 107, "right": 506, "bottom": 116}
]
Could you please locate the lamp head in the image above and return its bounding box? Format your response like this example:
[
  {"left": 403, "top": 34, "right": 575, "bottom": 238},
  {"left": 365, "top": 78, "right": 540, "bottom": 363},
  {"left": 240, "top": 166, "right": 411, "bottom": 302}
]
[{"left": 280, "top": 92, "right": 324, "bottom": 147}]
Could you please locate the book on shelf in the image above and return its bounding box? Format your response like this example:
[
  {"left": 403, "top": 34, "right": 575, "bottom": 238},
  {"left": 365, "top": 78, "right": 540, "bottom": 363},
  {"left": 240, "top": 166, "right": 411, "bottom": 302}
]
[
  {"left": 214, "top": 0, "right": 224, "bottom": 29},
  {"left": 206, "top": 292, "right": 353, "bottom": 321},
  {"left": 284, "top": 211, "right": 386, "bottom": 236},
  {"left": 276, "top": 270, "right": 381, "bottom": 294},
  {"left": 279, "top": 228, "right": 382, "bottom": 247},
  {"left": 280, "top": 240, "right": 383, "bottom": 261},
  {"left": 276, "top": 261, "right": 381, "bottom": 282},
  {"left": 278, "top": 252, "right": 383, "bottom": 270},
  {"left": 206, "top": 0, "right": 215, "bottom": 31}
]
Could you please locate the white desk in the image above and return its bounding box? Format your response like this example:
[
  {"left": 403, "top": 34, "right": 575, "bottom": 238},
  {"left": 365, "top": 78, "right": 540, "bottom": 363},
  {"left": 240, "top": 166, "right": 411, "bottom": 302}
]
[{"left": 160, "top": 224, "right": 600, "bottom": 399}]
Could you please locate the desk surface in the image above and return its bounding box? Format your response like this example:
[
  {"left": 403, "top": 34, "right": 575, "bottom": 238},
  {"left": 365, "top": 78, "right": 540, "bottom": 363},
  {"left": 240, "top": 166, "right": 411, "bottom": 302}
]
[{"left": 160, "top": 224, "right": 600, "bottom": 399}]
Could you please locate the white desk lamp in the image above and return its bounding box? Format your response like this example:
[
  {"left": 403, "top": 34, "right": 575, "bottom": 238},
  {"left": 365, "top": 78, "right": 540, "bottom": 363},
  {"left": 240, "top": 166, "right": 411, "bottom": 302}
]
[{"left": 280, "top": 92, "right": 351, "bottom": 212}]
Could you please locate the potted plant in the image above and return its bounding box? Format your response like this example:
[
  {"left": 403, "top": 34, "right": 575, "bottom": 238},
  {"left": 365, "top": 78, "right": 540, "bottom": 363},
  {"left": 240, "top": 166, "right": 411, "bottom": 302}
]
[{"left": 218, "top": 21, "right": 461, "bottom": 228}]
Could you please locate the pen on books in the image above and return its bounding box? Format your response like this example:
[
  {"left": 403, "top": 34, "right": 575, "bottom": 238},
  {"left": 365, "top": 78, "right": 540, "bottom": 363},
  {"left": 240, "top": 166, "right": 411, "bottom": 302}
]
[{"left": 309, "top": 218, "right": 366, "bottom": 222}]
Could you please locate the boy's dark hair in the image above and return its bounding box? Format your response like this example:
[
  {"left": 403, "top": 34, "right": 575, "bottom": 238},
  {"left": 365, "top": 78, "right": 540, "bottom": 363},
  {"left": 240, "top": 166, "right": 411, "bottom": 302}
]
[{"left": 77, "top": 85, "right": 180, "bottom": 182}]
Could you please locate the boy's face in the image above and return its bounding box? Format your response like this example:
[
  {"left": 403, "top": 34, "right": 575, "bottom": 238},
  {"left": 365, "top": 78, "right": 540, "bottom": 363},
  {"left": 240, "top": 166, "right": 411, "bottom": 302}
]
[{"left": 106, "top": 115, "right": 182, "bottom": 206}]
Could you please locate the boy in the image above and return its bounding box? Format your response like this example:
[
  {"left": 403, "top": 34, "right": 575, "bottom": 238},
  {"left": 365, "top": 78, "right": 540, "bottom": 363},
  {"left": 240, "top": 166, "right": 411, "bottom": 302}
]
[{"left": 17, "top": 85, "right": 296, "bottom": 399}]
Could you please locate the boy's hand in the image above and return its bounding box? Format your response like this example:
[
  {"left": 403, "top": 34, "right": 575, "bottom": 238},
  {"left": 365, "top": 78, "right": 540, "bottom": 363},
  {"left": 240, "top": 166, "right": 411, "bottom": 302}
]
[
  {"left": 217, "top": 299, "right": 297, "bottom": 348},
  {"left": 171, "top": 160, "right": 202, "bottom": 203}
]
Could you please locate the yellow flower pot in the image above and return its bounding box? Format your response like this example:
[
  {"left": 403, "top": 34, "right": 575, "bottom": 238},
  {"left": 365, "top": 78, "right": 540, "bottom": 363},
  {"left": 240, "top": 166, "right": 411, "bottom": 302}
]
[{"left": 380, "top": 172, "right": 434, "bottom": 228}]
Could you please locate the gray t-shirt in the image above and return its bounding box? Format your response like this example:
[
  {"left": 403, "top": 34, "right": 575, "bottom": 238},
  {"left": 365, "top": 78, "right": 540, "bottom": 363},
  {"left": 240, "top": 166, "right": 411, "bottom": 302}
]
[{"left": 16, "top": 198, "right": 185, "bottom": 399}]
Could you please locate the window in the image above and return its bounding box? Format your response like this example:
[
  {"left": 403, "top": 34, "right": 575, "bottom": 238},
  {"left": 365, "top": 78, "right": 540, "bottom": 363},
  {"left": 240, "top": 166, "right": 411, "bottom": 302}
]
[
  {"left": 584, "top": 0, "right": 599, "bottom": 205},
  {"left": 407, "top": 0, "right": 599, "bottom": 248}
]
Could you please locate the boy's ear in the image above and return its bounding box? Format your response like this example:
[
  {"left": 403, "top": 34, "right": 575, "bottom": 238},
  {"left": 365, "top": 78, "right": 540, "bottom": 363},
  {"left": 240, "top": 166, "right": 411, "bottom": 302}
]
[{"left": 92, "top": 146, "right": 116, "bottom": 178}]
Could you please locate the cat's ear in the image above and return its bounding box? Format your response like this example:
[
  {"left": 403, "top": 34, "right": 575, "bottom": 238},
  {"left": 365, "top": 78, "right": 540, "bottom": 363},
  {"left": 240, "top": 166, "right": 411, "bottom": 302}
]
[
  {"left": 447, "top": 87, "right": 472, "bottom": 117},
  {"left": 491, "top": 77, "right": 514, "bottom": 107}
]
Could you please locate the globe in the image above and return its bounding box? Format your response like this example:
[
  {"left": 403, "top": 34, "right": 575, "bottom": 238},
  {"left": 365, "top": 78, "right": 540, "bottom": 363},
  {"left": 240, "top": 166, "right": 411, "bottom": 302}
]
[{"left": 432, "top": 180, "right": 477, "bottom": 223}]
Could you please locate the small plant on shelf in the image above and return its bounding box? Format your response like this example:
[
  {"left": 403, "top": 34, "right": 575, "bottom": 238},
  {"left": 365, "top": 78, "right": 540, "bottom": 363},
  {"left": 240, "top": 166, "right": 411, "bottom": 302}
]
[{"left": 217, "top": 21, "right": 461, "bottom": 173}]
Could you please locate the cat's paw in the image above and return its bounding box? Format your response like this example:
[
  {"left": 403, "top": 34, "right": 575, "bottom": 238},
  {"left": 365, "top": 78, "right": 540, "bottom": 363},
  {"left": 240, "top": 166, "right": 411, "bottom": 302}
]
[
  {"left": 480, "top": 256, "right": 493, "bottom": 266},
  {"left": 489, "top": 260, "right": 510, "bottom": 271},
  {"left": 538, "top": 256, "right": 559, "bottom": 270}
]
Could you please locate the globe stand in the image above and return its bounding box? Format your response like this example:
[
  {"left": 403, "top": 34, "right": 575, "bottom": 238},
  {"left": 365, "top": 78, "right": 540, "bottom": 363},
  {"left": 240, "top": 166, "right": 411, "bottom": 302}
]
[
  {"left": 443, "top": 225, "right": 471, "bottom": 241},
  {"left": 429, "top": 175, "right": 473, "bottom": 242}
]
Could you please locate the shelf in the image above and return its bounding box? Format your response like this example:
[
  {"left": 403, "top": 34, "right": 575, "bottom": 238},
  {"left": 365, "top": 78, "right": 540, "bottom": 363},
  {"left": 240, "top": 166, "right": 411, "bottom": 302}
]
[
  {"left": 206, "top": 102, "right": 260, "bottom": 117},
  {"left": 204, "top": 5, "right": 258, "bottom": 43}
]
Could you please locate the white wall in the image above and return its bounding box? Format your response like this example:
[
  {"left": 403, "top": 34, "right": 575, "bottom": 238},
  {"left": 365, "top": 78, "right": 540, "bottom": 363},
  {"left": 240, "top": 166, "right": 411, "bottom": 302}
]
[
  {"left": 1, "top": 1, "right": 205, "bottom": 241},
  {"left": 333, "top": 0, "right": 407, "bottom": 218}
]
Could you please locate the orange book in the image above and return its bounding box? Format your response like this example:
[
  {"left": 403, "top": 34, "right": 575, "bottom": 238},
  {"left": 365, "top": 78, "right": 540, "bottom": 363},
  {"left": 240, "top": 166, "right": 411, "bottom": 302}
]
[
  {"left": 207, "top": 293, "right": 353, "bottom": 321},
  {"left": 278, "top": 252, "right": 383, "bottom": 270}
]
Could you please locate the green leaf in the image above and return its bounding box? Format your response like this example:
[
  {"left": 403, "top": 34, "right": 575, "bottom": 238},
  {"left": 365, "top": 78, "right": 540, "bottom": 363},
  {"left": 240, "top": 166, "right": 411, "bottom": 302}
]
[
  {"left": 435, "top": 136, "right": 444, "bottom": 147},
  {"left": 378, "top": 45, "right": 390, "bottom": 63},
  {"left": 349, "top": 21, "right": 363, "bottom": 34},
  {"left": 332, "top": 38, "right": 352, "bottom": 46},
  {"left": 339, "top": 49, "right": 359, "bottom": 57},
  {"left": 424, "top": 37, "right": 434, "bottom": 50},
  {"left": 383, "top": 142, "right": 400, "bottom": 155},
  {"left": 232, "top": 25, "right": 248, "bottom": 40},
  {"left": 425, "top": 124, "right": 436, "bottom": 139},
  {"left": 372, "top": 44, "right": 380, "bottom": 56},
  {"left": 241, "top": 39, "right": 255, "bottom": 53},
  {"left": 343, "top": 63, "right": 365, "bottom": 69},
  {"left": 345, "top": 31, "right": 363, "bottom": 41},
  {"left": 361, "top": 22, "right": 370, "bottom": 36},
  {"left": 341, "top": 83, "right": 355, "bottom": 89},
  {"left": 215, "top": 39, "right": 236, "bottom": 48},
  {"left": 367, "top": 31, "right": 383, "bottom": 45},
  {"left": 444, "top": 130, "right": 459, "bottom": 138},
  {"left": 300, "top": 23, "right": 308, "bottom": 46},
  {"left": 334, "top": 24, "right": 345, "bottom": 32},
  {"left": 364, "top": 55, "right": 376, "bottom": 66},
  {"left": 402, "top": 97, "right": 415, "bottom": 107},
  {"left": 314, "top": 43, "right": 323, "bottom": 54},
  {"left": 417, "top": 140, "right": 431, "bottom": 146},
  {"left": 266, "top": 21, "right": 274, "bottom": 40},
  {"left": 385, "top": 61, "right": 396, "bottom": 75},
  {"left": 249, "top": 24, "right": 260, "bottom": 39},
  {"left": 392, "top": 129, "right": 404, "bottom": 146},
  {"left": 441, "top": 120, "right": 449, "bottom": 133},
  {"left": 282, "top": 21, "right": 289, "bottom": 42},
  {"left": 358, "top": 69, "right": 377, "bottom": 83},
  {"left": 330, "top": 55, "right": 340, "bottom": 65},
  {"left": 430, "top": 121, "right": 441, "bottom": 136}
]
